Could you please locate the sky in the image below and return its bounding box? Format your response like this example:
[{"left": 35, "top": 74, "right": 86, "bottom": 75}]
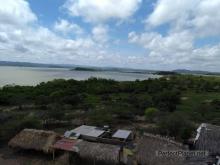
[{"left": 0, "top": 0, "right": 220, "bottom": 71}]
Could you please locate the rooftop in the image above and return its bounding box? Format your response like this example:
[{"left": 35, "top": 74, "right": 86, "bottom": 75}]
[
  {"left": 74, "top": 140, "right": 121, "bottom": 164},
  {"left": 112, "top": 129, "right": 131, "bottom": 139},
  {"left": 8, "top": 129, "right": 59, "bottom": 153},
  {"left": 52, "top": 138, "right": 78, "bottom": 152},
  {"left": 64, "top": 125, "right": 105, "bottom": 138},
  {"left": 136, "top": 133, "right": 185, "bottom": 165},
  {"left": 195, "top": 123, "right": 220, "bottom": 155}
]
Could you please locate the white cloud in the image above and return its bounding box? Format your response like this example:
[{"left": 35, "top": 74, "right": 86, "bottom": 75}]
[
  {"left": 0, "top": 32, "right": 8, "bottom": 43},
  {"left": 124, "top": 0, "right": 220, "bottom": 71},
  {"left": 192, "top": 0, "right": 220, "bottom": 37},
  {"left": 0, "top": 0, "right": 37, "bottom": 25},
  {"left": 128, "top": 30, "right": 220, "bottom": 71},
  {"left": 146, "top": 0, "right": 220, "bottom": 37},
  {"left": 54, "top": 19, "right": 83, "bottom": 35},
  {"left": 1, "top": 0, "right": 220, "bottom": 71},
  {"left": 147, "top": 0, "right": 196, "bottom": 27},
  {"left": 128, "top": 31, "right": 194, "bottom": 63},
  {"left": 92, "top": 24, "right": 109, "bottom": 43},
  {"left": 0, "top": 0, "right": 97, "bottom": 64},
  {"left": 0, "top": 0, "right": 107, "bottom": 65},
  {"left": 0, "top": 0, "right": 130, "bottom": 67},
  {"left": 63, "top": 0, "right": 142, "bottom": 22},
  {"left": 129, "top": 31, "right": 193, "bottom": 51}
]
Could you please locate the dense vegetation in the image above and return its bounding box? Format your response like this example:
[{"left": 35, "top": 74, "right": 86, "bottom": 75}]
[{"left": 1, "top": 75, "right": 220, "bottom": 143}]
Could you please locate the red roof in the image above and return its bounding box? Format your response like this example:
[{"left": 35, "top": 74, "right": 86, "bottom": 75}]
[{"left": 52, "top": 138, "right": 78, "bottom": 151}]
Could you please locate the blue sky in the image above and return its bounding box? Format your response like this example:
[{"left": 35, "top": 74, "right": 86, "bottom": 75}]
[{"left": 0, "top": 0, "right": 220, "bottom": 71}]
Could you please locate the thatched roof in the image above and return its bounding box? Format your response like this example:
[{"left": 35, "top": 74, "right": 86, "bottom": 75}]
[
  {"left": 184, "top": 161, "right": 207, "bottom": 165},
  {"left": 195, "top": 123, "right": 220, "bottom": 155},
  {"left": 184, "top": 156, "right": 215, "bottom": 165},
  {"left": 8, "top": 129, "right": 59, "bottom": 153},
  {"left": 74, "top": 141, "right": 121, "bottom": 164},
  {"left": 136, "top": 133, "right": 186, "bottom": 165}
]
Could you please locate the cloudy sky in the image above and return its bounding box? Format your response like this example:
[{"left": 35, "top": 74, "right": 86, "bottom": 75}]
[{"left": 0, "top": 0, "right": 220, "bottom": 71}]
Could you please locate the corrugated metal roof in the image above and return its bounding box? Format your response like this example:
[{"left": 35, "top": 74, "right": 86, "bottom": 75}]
[
  {"left": 65, "top": 125, "right": 105, "bottom": 138},
  {"left": 52, "top": 138, "right": 78, "bottom": 151},
  {"left": 64, "top": 131, "right": 72, "bottom": 137},
  {"left": 112, "top": 129, "right": 131, "bottom": 139},
  {"left": 86, "top": 129, "right": 105, "bottom": 137}
]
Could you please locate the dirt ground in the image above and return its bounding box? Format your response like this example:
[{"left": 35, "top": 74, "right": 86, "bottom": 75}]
[{"left": 0, "top": 145, "right": 69, "bottom": 165}]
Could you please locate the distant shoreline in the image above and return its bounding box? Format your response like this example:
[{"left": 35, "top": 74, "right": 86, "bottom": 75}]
[
  {"left": 1, "top": 61, "right": 220, "bottom": 76},
  {"left": 71, "top": 67, "right": 153, "bottom": 74}
]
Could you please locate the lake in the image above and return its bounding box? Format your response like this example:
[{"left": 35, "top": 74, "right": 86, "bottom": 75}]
[{"left": 0, "top": 66, "right": 161, "bottom": 86}]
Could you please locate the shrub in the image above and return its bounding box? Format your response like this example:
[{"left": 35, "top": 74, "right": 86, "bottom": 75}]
[
  {"left": 88, "top": 108, "right": 113, "bottom": 126},
  {"left": 145, "top": 107, "right": 159, "bottom": 122},
  {"left": 158, "top": 112, "right": 195, "bottom": 141}
]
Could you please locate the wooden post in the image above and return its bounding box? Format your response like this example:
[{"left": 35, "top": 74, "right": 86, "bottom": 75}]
[{"left": 53, "top": 149, "right": 55, "bottom": 160}]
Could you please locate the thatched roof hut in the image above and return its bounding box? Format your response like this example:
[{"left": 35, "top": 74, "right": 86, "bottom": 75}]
[
  {"left": 195, "top": 123, "right": 220, "bottom": 155},
  {"left": 8, "top": 129, "right": 59, "bottom": 153},
  {"left": 184, "top": 156, "right": 215, "bottom": 165},
  {"left": 136, "top": 133, "right": 186, "bottom": 165},
  {"left": 74, "top": 141, "right": 121, "bottom": 164}
]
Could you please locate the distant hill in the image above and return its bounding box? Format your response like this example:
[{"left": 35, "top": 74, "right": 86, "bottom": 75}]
[
  {"left": 155, "top": 71, "right": 179, "bottom": 75},
  {"left": 71, "top": 67, "right": 101, "bottom": 71},
  {"left": 71, "top": 66, "right": 155, "bottom": 74},
  {"left": 173, "top": 69, "right": 220, "bottom": 76}
]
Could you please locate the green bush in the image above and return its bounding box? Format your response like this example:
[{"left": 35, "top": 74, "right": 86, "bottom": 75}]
[
  {"left": 158, "top": 112, "right": 195, "bottom": 141},
  {"left": 145, "top": 107, "right": 159, "bottom": 122},
  {"left": 0, "top": 116, "right": 42, "bottom": 142},
  {"left": 88, "top": 108, "right": 113, "bottom": 126},
  {"left": 19, "top": 117, "right": 42, "bottom": 129}
]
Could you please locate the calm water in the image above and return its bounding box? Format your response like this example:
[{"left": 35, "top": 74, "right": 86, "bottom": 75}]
[{"left": 0, "top": 66, "right": 160, "bottom": 86}]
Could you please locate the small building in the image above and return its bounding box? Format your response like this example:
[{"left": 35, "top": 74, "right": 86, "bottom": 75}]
[
  {"left": 194, "top": 123, "right": 220, "bottom": 155},
  {"left": 52, "top": 139, "right": 122, "bottom": 164},
  {"left": 51, "top": 137, "right": 80, "bottom": 161},
  {"left": 8, "top": 129, "right": 59, "bottom": 153},
  {"left": 64, "top": 125, "right": 105, "bottom": 140},
  {"left": 184, "top": 156, "right": 215, "bottom": 165},
  {"left": 52, "top": 138, "right": 78, "bottom": 152},
  {"left": 112, "top": 129, "right": 132, "bottom": 141},
  {"left": 74, "top": 140, "right": 122, "bottom": 165},
  {"left": 136, "top": 133, "right": 185, "bottom": 165}
]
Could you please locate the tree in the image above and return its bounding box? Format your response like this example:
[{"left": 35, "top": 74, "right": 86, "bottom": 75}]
[
  {"left": 158, "top": 112, "right": 195, "bottom": 141},
  {"left": 131, "top": 94, "right": 153, "bottom": 115},
  {"left": 145, "top": 107, "right": 159, "bottom": 122},
  {"left": 153, "top": 89, "right": 181, "bottom": 112},
  {"left": 88, "top": 108, "right": 113, "bottom": 126}
]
